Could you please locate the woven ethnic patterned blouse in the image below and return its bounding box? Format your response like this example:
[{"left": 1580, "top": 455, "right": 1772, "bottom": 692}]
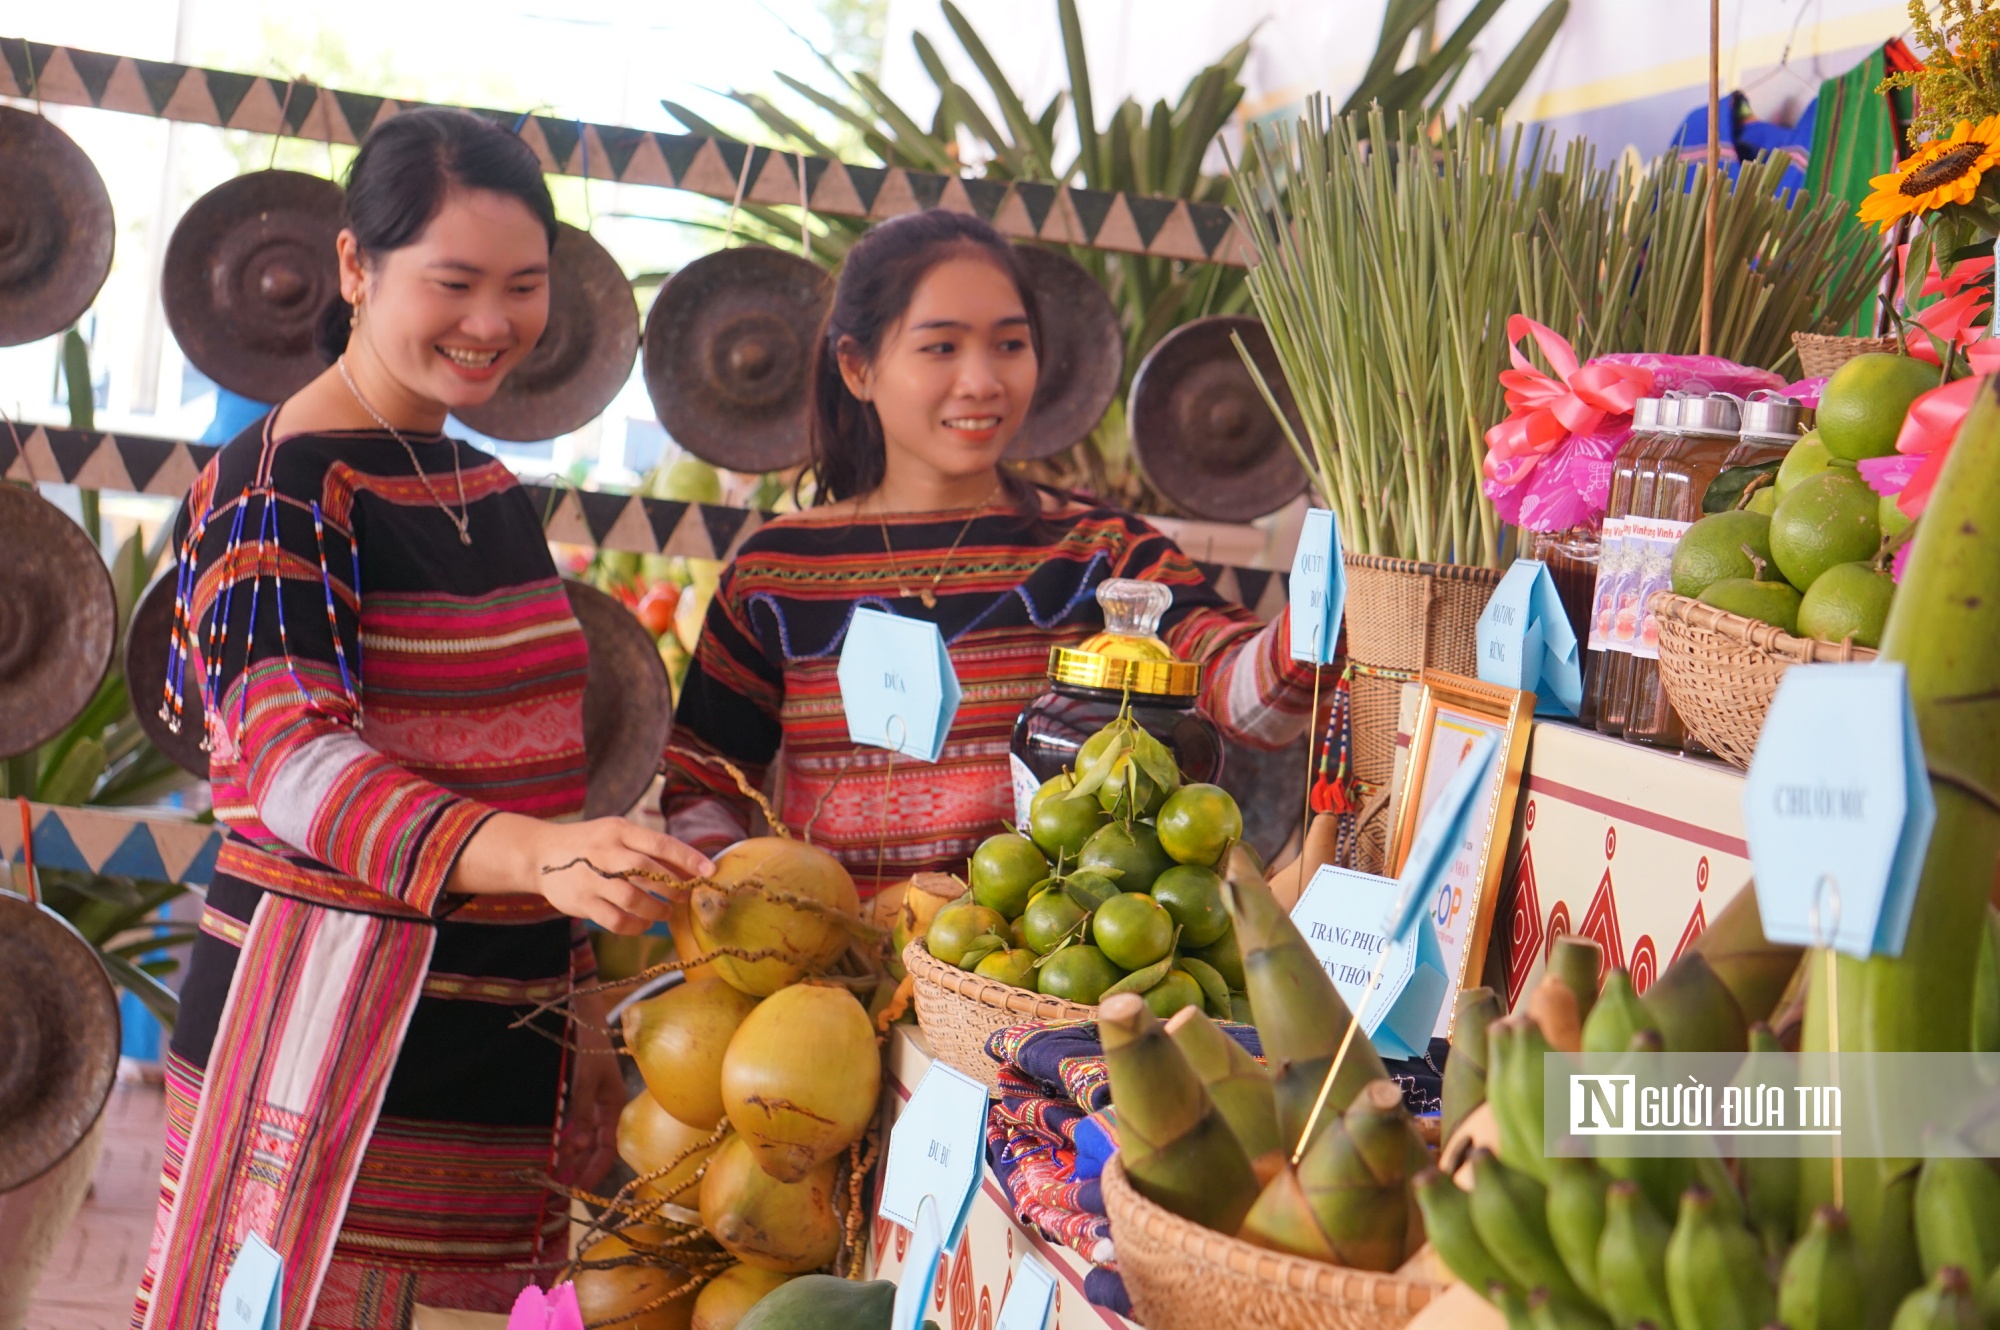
[
  {"left": 663, "top": 494, "right": 1316, "bottom": 897},
  {"left": 137, "top": 418, "right": 587, "bottom": 1329}
]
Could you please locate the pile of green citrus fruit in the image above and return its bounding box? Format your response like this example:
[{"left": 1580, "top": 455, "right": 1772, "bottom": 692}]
[
  {"left": 1669, "top": 352, "right": 1921, "bottom": 648},
  {"left": 924, "top": 708, "right": 1251, "bottom": 1021}
]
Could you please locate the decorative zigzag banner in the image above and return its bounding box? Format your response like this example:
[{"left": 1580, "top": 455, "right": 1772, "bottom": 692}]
[
  {"left": 2, "top": 802, "right": 224, "bottom": 889},
  {"left": 0, "top": 36, "right": 1251, "bottom": 267}
]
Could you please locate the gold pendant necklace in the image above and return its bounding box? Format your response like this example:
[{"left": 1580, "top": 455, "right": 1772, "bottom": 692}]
[
  {"left": 338, "top": 358, "right": 473, "bottom": 546},
  {"left": 876, "top": 484, "right": 998, "bottom": 609}
]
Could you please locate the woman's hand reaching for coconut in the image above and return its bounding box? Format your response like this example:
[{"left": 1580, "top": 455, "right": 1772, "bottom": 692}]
[{"left": 450, "top": 813, "right": 715, "bottom": 933}]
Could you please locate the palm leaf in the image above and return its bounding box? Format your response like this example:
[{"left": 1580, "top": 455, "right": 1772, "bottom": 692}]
[
  {"left": 1059, "top": 0, "right": 1100, "bottom": 187},
  {"left": 1468, "top": 0, "right": 1570, "bottom": 122},
  {"left": 100, "top": 950, "right": 179, "bottom": 1029}
]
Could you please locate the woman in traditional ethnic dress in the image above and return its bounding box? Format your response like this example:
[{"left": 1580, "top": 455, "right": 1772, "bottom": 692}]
[
  {"left": 136, "top": 111, "right": 711, "bottom": 1330},
  {"left": 662, "top": 211, "right": 1320, "bottom": 899}
]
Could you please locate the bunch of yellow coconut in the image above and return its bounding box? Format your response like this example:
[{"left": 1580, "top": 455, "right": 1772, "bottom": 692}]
[{"left": 579, "top": 834, "right": 886, "bottom": 1330}]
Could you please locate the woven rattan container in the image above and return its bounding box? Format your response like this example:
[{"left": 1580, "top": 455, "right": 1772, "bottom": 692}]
[
  {"left": 1103, "top": 1156, "right": 1446, "bottom": 1330},
  {"left": 1791, "top": 331, "right": 1899, "bottom": 380},
  {"left": 1341, "top": 554, "right": 1499, "bottom": 870},
  {"left": 1652, "top": 591, "right": 1877, "bottom": 769},
  {"left": 902, "top": 938, "right": 1094, "bottom": 1090}
]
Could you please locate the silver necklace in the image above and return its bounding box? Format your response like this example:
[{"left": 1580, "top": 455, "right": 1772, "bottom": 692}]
[{"left": 338, "top": 357, "right": 472, "bottom": 546}]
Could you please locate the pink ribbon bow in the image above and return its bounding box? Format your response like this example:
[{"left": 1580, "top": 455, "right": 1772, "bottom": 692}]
[
  {"left": 1483, "top": 316, "right": 1655, "bottom": 488},
  {"left": 1896, "top": 243, "right": 1999, "bottom": 368}
]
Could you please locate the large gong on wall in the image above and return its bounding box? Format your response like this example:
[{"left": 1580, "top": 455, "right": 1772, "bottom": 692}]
[
  {"left": 642, "top": 246, "right": 828, "bottom": 474},
  {"left": 1005, "top": 244, "right": 1124, "bottom": 461},
  {"left": 0, "top": 106, "right": 115, "bottom": 348}
]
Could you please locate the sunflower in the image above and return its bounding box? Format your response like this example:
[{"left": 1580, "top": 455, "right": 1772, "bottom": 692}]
[{"left": 1860, "top": 115, "right": 2000, "bottom": 231}]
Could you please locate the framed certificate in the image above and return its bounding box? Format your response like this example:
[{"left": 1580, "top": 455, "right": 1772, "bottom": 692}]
[{"left": 1388, "top": 670, "right": 1533, "bottom": 1039}]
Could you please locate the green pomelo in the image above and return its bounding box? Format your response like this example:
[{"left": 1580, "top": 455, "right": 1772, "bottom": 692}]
[
  {"left": 1150, "top": 864, "right": 1230, "bottom": 948},
  {"left": 925, "top": 900, "right": 1009, "bottom": 967},
  {"left": 1142, "top": 969, "right": 1206, "bottom": 1019},
  {"left": 734, "top": 1275, "right": 892, "bottom": 1330},
  {"left": 1092, "top": 891, "right": 1176, "bottom": 971},
  {"left": 969, "top": 833, "right": 1049, "bottom": 920},
  {"left": 1037, "top": 944, "right": 1124, "bottom": 1004},
  {"left": 1770, "top": 469, "right": 1882, "bottom": 592},
  {"left": 1154, "top": 783, "right": 1244, "bottom": 867},
  {"left": 1698, "top": 578, "right": 1804, "bottom": 635},
  {"left": 1879, "top": 490, "right": 1913, "bottom": 538},
  {"left": 1029, "top": 792, "right": 1109, "bottom": 861},
  {"left": 1079, "top": 821, "right": 1176, "bottom": 894},
  {"left": 1796, "top": 561, "right": 1895, "bottom": 648},
  {"left": 1670, "top": 510, "right": 1774, "bottom": 599},
  {"left": 1019, "top": 890, "right": 1087, "bottom": 955},
  {"left": 1746, "top": 486, "right": 1778, "bottom": 515},
  {"left": 1774, "top": 432, "right": 1831, "bottom": 497},
  {"left": 974, "top": 947, "right": 1039, "bottom": 989},
  {"left": 1816, "top": 353, "right": 1939, "bottom": 461}
]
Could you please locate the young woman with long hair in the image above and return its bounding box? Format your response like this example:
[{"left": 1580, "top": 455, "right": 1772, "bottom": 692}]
[
  {"left": 136, "top": 109, "right": 709, "bottom": 1329},
  {"left": 663, "top": 210, "right": 1317, "bottom": 897}
]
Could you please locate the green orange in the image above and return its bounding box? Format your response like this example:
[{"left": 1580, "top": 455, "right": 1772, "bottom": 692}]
[
  {"left": 1029, "top": 792, "right": 1108, "bottom": 861},
  {"left": 1037, "top": 945, "right": 1123, "bottom": 1004},
  {"left": 1019, "top": 890, "right": 1087, "bottom": 955},
  {"left": 974, "top": 948, "right": 1039, "bottom": 989},
  {"left": 1154, "top": 783, "right": 1244, "bottom": 867},
  {"left": 1079, "top": 821, "right": 1175, "bottom": 894},
  {"left": 1142, "top": 970, "right": 1205, "bottom": 1019},
  {"left": 1092, "top": 892, "right": 1176, "bottom": 971},
  {"left": 925, "top": 901, "right": 1009, "bottom": 967},
  {"left": 969, "top": 834, "right": 1049, "bottom": 920},
  {"left": 1150, "top": 865, "right": 1229, "bottom": 948}
]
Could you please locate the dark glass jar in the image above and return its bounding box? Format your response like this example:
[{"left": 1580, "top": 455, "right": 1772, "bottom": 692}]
[
  {"left": 1006, "top": 580, "right": 1223, "bottom": 824},
  {"left": 1593, "top": 395, "right": 1676, "bottom": 736}
]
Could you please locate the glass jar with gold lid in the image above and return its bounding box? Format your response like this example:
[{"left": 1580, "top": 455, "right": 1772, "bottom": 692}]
[{"left": 1007, "top": 579, "right": 1222, "bottom": 824}]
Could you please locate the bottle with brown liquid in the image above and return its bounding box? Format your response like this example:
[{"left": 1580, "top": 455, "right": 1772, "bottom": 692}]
[
  {"left": 1567, "top": 397, "right": 1661, "bottom": 729},
  {"left": 1594, "top": 394, "right": 1680, "bottom": 735},
  {"left": 1624, "top": 394, "right": 1752, "bottom": 748}
]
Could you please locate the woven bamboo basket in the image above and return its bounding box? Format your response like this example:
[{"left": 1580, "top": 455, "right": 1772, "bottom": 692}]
[
  {"left": 902, "top": 938, "right": 1094, "bottom": 1090},
  {"left": 1652, "top": 591, "right": 1877, "bottom": 769},
  {"left": 1103, "top": 1156, "right": 1447, "bottom": 1330},
  {"left": 1342, "top": 555, "right": 1500, "bottom": 871},
  {"left": 1791, "top": 331, "right": 1899, "bottom": 380}
]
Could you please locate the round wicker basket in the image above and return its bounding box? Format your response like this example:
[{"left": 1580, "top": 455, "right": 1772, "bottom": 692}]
[
  {"left": 1790, "top": 331, "right": 1899, "bottom": 380},
  {"left": 1103, "top": 1156, "right": 1447, "bottom": 1330},
  {"left": 1652, "top": 591, "right": 1877, "bottom": 769},
  {"left": 902, "top": 938, "right": 1094, "bottom": 1090}
]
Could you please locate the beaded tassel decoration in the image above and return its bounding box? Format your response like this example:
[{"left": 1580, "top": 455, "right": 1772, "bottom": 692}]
[{"left": 1309, "top": 661, "right": 1356, "bottom": 817}]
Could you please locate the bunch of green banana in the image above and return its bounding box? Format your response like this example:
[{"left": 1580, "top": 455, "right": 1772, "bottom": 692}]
[
  {"left": 1486, "top": 1015, "right": 1556, "bottom": 1180},
  {"left": 1778, "top": 1207, "right": 1866, "bottom": 1330},
  {"left": 1597, "top": 1179, "right": 1676, "bottom": 1330},
  {"left": 1443, "top": 986, "right": 1503, "bottom": 1144},
  {"left": 1913, "top": 1156, "right": 2000, "bottom": 1286},
  {"left": 1415, "top": 1166, "right": 1524, "bottom": 1303},
  {"left": 1803, "top": 377, "right": 2000, "bottom": 1257},
  {"left": 1468, "top": 1147, "right": 1592, "bottom": 1307},
  {"left": 1097, "top": 992, "right": 1261, "bottom": 1233},
  {"left": 1164, "top": 1005, "right": 1282, "bottom": 1173},
  {"left": 1663, "top": 1185, "right": 1774, "bottom": 1330},
  {"left": 1219, "top": 844, "right": 1386, "bottom": 1151},
  {"left": 1735, "top": 1024, "right": 1800, "bottom": 1257},
  {"left": 1238, "top": 1078, "right": 1425, "bottom": 1269},
  {"left": 1526, "top": 1287, "right": 1613, "bottom": 1330},
  {"left": 1887, "top": 1265, "right": 1984, "bottom": 1330},
  {"left": 1582, "top": 970, "right": 1661, "bottom": 1055},
  {"left": 1550, "top": 935, "right": 1607, "bottom": 1022}
]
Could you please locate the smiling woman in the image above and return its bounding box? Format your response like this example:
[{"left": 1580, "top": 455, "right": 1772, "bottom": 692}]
[
  {"left": 133, "top": 110, "right": 713, "bottom": 1330},
  {"left": 664, "top": 212, "right": 1323, "bottom": 899}
]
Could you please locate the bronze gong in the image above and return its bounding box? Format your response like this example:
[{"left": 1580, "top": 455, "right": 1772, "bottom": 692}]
[
  {"left": 126, "top": 570, "right": 209, "bottom": 779},
  {"left": 456, "top": 223, "right": 639, "bottom": 443},
  {"left": 0, "top": 106, "right": 115, "bottom": 348},
  {"left": 0, "top": 895, "right": 119, "bottom": 1193},
  {"left": 642, "top": 246, "right": 828, "bottom": 474},
  {"left": 163, "top": 170, "right": 345, "bottom": 403},
  {"left": 1128, "top": 315, "right": 1310, "bottom": 524},
  {"left": 565, "top": 580, "right": 674, "bottom": 819},
  {"left": 0, "top": 486, "right": 117, "bottom": 761},
  {"left": 1006, "top": 245, "right": 1124, "bottom": 461}
]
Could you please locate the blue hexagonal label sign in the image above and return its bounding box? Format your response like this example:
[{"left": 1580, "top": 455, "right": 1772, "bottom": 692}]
[
  {"left": 1743, "top": 662, "right": 1934, "bottom": 959},
  {"left": 837, "top": 607, "right": 960, "bottom": 763}
]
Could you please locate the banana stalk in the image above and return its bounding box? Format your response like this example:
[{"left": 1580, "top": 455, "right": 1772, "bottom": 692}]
[
  {"left": 1098, "top": 993, "right": 1261, "bottom": 1234},
  {"left": 1778, "top": 1207, "right": 1868, "bottom": 1330},
  {"left": 1241, "top": 1079, "right": 1425, "bottom": 1270},
  {"left": 1219, "top": 844, "right": 1387, "bottom": 1151},
  {"left": 1803, "top": 378, "right": 2000, "bottom": 1252},
  {"left": 1663, "top": 1185, "right": 1775, "bottom": 1330},
  {"left": 1443, "top": 987, "right": 1503, "bottom": 1144},
  {"left": 1597, "top": 1179, "right": 1677, "bottom": 1330},
  {"left": 1165, "top": 1005, "right": 1282, "bottom": 1173}
]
